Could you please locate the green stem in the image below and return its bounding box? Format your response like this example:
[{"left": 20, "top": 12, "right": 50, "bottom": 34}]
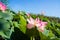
[
  {"left": 31, "top": 36, "right": 32, "bottom": 40},
  {"left": 30, "top": 36, "right": 35, "bottom": 40}
]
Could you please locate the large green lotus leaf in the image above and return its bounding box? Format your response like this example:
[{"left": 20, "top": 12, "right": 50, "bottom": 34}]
[
  {"left": 39, "top": 32, "right": 50, "bottom": 40},
  {"left": 0, "top": 31, "right": 9, "bottom": 39},
  {"left": 0, "top": 19, "right": 10, "bottom": 31},
  {"left": 19, "top": 15, "right": 27, "bottom": 34},
  {"left": 48, "top": 30, "right": 55, "bottom": 39},
  {"left": 13, "top": 21, "right": 19, "bottom": 28},
  {"left": 0, "top": 11, "right": 13, "bottom": 20},
  {"left": 42, "top": 29, "right": 49, "bottom": 37},
  {"left": 50, "top": 37, "right": 60, "bottom": 40},
  {"left": 0, "top": 27, "right": 14, "bottom": 39},
  {"left": 0, "top": 19, "right": 13, "bottom": 39}
]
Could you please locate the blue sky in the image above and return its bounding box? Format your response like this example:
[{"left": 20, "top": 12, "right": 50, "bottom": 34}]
[{"left": 9, "top": 0, "right": 60, "bottom": 17}]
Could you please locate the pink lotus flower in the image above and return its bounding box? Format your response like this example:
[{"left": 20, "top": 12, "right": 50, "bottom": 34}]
[
  {"left": 27, "top": 17, "right": 47, "bottom": 32},
  {"left": 0, "top": 2, "right": 6, "bottom": 12}
]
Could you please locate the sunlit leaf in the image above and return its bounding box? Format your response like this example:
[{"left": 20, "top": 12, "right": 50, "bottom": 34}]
[{"left": 19, "top": 15, "right": 27, "bottom": 34}]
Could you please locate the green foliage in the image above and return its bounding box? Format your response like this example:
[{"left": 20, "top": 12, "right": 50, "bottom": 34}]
[
  {"left": 0, "top": 19, "right": 12, "bottom": 39},
  {"left": 0, "top": 11, "right": 13, "bottom": 20},
  {"left": 0, "top": 10, "right": 14, "bottom": 40},
  {"left": 0, "top": 10, "right": 60, "bottom": 40}
]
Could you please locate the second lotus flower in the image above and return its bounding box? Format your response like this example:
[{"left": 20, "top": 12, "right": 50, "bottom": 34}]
[
  {"left": 0, "top": 2, "right": 6, "bottom": 12},
  {"left": 27, "top": 17, "right": 47, "bottom": 32}
]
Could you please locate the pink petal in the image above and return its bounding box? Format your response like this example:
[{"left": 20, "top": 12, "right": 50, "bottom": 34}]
[
  {"left": 35, "top": 18, "right": 41, "bottom": 27},
  {"left": 37, "top": 25, "right": 45, "bottom": 32},
  {"left": 27, "top": 19, "right": 31, "bottom": 24},
  {"left": 37, "top": 21, "right": 47, "bottom": 32},
  {"left": 0, "top": 2, "right": 6, "bottom": 11},
  {"left": 1, "top": 5, "right": 6, "bottom": 11},
  {"left": 40, "top": 22, "right": 47, "bottom": 26},
  {"left": 30, "top": 17, "right": 34, "bottom": 21},
  {"left": 35, "top": 17, "right": 40, "bottom": 23},
  {"left": 27, "top": 17, "right": 35, "bottom": 24},
  {"left": 0, "top": 2, "right": 3, "bottom": 7},
  {"left": 27, "top": 24, "right": 34, "bottom": 29}
]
